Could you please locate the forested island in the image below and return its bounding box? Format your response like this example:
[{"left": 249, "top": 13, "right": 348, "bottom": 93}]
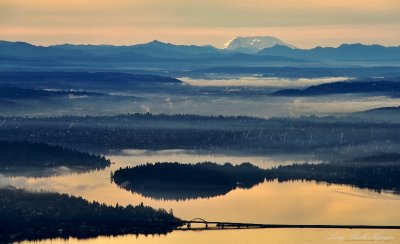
[
  {"left": 113, "top": 159, "right": 400, "bottom": 199},
  {"left": 112, "top": 162, "right": 266, "bottom": 200},
  {"left": 0, "top": 141, "right": 110, "bottom": 176},
  {"left": 0, "top": 187, "right": 181, "bottom": 243}
]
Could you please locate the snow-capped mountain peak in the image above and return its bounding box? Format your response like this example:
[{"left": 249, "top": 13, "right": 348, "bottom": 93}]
[{"left": 222, "top": 36, "right": 295, "bottom": 53}]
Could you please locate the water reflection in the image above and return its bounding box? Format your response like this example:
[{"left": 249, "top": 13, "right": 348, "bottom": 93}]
[
  {"left": 117, "top": 184, "right": 235, "bottom": 201},
  {"left": 5, "top": 150, "right": 296, "bottom": 202},
  {"left": 5, "top": 150, "right": 399, "bottom": 225},
  {"left": 4, "top": 150, "right": 400, "bottom": 243},
  {"left": 20, "top": 228, "right": 400, "bottom": 244}
]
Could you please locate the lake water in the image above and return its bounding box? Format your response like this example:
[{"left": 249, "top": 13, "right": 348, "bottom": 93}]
[
  {"left": 18, "top": 229, "right": 400, "bottom": 244},
  {"left": 5, "top": 150, "right": 400, "bottom": 243}
]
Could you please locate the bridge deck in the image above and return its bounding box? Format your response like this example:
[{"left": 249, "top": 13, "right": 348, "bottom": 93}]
[{"left": 178, "top": 220, "right": 400, "bottom": 230}]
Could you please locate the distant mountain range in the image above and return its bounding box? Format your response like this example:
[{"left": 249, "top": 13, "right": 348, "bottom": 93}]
[
  {"left": 258, "top": 43, "right": 400, "bottom": 61},
  {"left": 51, "top": 40, "right": 222, "bottom": 60},
  {"left": 0, "top": 37, "right": 399, "bottom": 70}
]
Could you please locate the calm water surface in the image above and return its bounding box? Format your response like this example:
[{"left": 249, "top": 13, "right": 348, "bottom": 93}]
[{"left": 5, "top": 150, "right": 400, "bottom": 243}]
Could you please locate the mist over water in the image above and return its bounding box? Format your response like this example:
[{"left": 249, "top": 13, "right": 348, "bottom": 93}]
[{"left": 180, "top": 76, "right": 351, "bottom": 87}]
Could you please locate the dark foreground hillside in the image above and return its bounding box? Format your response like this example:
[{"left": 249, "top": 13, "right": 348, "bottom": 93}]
[{"left": 0, "top": 187, "right": 182, "bottom": 243}]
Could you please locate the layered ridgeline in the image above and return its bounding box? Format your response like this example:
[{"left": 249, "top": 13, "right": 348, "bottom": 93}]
[
  {"left": 0, "top": 141, "right": 110, "bottom": 176},
  {"left": 0, "top": 187, "right": 181, "bottom": 243},
  {"left": 112, "top": 160, "right": 400, "bottom": 200},
  {"left": 112, "top": 162, "right": 266, "bottom": 200},
  {"left": 1, "top": 38, "right": 399, "bottom": 71},
  {"left": 257, "top": 43, "right": 400, "bottom": 62}
]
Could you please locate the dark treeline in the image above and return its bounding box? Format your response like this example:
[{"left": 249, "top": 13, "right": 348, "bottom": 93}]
[
  {"left": 352, "top": 153, "right": 400, "bottom": 164},
  {"left": 0, "top": 187, "right": 181, "bottom": 243},
  {"left": 272, "top": 79, "right": 400, "bottom": 97},
  {"left": 0, "top": 85, "right": 104, "bottom": 99},
  {"left": 0, "top": 113, "right": 267, "bottom": 133},
  {"left": 0, "top": 71, "right": 181, "bottom": 91},
  {"left": 112, "top": 162, "right": 265, "bottom": 200},
  {"left": 265, "top": 161, "right": 400, "bottom": 194},
  {"left": 114, "top": 162, "right": 237, "bottom": 187},
  {"left": 0, "top": 140, "right": 110, "bottom": 169},
  {"left": 0, "top": 112, "right": 264, "bottom": 124},
  {"left": 0, "top": 71, "right": 181, "bottom": 84}
]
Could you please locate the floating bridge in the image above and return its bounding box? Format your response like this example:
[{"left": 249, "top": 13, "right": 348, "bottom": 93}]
[{"left": 177, "top": 218, "right": 400, "bottom": 231}]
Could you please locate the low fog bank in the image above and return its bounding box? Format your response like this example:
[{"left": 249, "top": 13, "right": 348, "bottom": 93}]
[{"left": 1, "top": 71, "right": 400, "bottom": 119}]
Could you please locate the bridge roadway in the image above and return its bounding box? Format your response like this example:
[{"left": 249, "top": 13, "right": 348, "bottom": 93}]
[{"left": 177, "top": 218, "right": 400, "bottom": 231}]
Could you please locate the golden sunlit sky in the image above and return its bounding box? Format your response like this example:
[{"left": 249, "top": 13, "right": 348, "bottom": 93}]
[{"left": 0, "top": 0, "right": 399, "bottom": 48}]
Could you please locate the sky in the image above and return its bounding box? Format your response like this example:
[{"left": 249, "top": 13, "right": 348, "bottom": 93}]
[{"left": 0, "top": 0, "right": 399, "bottom": 48}]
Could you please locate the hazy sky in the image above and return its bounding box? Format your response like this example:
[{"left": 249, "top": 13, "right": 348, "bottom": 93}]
[{"left": 1, "top": 0, "right": 399, "bottom": 48}]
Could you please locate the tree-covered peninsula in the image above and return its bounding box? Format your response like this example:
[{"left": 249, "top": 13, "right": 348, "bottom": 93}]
[
  {"left": 0, "top": 187, "right": 182, "bottom": 243},
  {"left": 0, "top": 141, "right": 110, "bottom": 176}
]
